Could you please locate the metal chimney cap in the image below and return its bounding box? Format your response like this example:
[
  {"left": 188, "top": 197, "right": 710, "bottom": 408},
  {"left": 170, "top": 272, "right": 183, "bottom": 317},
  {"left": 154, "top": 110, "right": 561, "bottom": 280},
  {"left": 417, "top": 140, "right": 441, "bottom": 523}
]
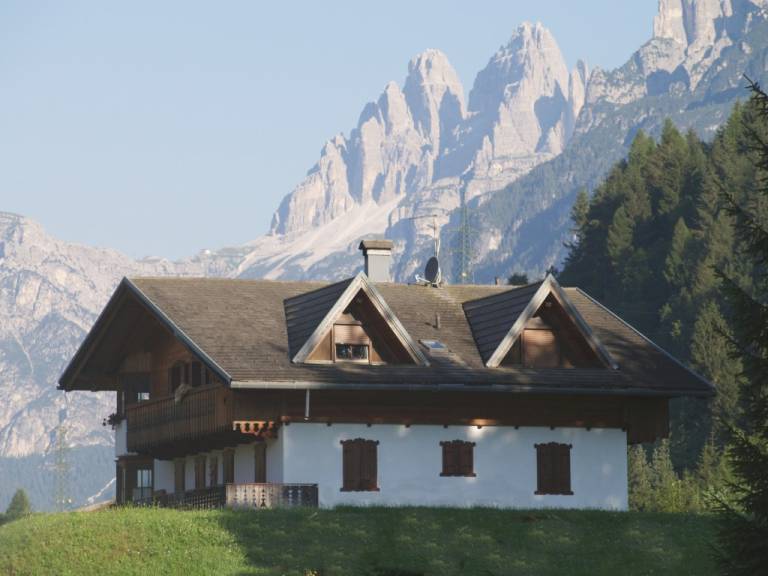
[{"left": 359, "top": 239, "right": 393, "bottom": 251}]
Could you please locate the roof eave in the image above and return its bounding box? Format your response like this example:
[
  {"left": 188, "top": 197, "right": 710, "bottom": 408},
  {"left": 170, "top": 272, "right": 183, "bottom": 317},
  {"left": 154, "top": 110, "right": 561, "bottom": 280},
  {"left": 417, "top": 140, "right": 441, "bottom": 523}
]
[{"left": 230, "top": 379, "right": 713, "bottom": 398}]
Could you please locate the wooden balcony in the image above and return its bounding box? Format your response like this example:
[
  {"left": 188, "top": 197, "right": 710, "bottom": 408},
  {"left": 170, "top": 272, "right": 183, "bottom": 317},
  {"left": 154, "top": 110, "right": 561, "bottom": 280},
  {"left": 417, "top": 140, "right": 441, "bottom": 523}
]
[
  {"left": 126, "top": 385, "right": 236, "bottom": 457},
  {"left": 135, "top": 483, "right": 319, "bottom": 510}
]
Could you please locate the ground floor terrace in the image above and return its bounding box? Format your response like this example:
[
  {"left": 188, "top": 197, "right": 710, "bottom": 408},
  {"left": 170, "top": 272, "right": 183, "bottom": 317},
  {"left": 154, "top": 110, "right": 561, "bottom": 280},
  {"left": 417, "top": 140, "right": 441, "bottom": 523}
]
[{"left": 117, "top": 422, "right": 629, "bottom": 510}]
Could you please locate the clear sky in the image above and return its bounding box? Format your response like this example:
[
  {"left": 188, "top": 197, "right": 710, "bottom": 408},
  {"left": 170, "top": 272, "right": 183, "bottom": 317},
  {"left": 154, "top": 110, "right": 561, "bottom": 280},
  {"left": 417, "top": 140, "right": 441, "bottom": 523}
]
[{"left": 0, "top": 1, "right": 658, "bottom": 260}]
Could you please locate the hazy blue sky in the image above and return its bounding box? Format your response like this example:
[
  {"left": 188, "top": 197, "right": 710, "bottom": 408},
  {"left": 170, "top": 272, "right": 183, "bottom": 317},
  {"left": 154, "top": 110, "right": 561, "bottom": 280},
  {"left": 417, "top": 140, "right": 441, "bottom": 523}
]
[{"left": 0, "top": 1, "right": 658, "bottom": 259}]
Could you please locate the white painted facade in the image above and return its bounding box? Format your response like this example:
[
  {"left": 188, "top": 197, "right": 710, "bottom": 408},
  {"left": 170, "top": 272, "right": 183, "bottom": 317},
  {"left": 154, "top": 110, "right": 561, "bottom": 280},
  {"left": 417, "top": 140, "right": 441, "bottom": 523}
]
[{"left": 145, "top": 423, "right": 627, "bottom": 510}]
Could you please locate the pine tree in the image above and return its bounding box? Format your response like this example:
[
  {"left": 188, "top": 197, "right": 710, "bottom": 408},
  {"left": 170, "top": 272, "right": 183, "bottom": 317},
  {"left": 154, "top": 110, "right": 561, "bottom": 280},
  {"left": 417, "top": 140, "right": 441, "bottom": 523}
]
[
  {"left": 650, "top": 440, "right": 685, "bottom": 512},
  {"left": 716, "top": 79, "right": 768, "bottom": 575},
  {"left": 5, "top": 489, "right": 31, "bottom": 521},
  {"left": 628, "top": 445, "right": 653, "bottom": 511}
]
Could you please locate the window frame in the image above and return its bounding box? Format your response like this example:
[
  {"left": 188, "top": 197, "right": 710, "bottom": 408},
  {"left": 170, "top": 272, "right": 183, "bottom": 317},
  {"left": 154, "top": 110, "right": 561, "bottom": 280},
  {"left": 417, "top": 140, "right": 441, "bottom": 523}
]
[
  {"left": 439, "top": 440, "right": 477, "bottom": 477},
  {"left": 340, "top": 438, "right": 380, "bottom": 492},
  {"left": 534, "top": 442, "right": 574, "bottom": 496}
]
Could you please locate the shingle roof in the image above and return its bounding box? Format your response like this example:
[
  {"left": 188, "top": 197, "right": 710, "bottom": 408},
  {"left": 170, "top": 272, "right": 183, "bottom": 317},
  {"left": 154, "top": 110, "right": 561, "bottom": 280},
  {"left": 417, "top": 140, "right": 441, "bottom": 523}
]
[
  {"left": 463, "top": 281, "right": 544, "bottom": 364},
  {"left": 114, "top": 276, "right": 713, "bottom": 397}
]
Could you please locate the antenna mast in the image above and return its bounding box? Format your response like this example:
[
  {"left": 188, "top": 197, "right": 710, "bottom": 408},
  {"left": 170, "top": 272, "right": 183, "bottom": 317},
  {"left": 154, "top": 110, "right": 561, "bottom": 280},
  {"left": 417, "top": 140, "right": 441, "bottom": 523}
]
[
  {"left": 455, "top": 179, "right": 474, "bottom": 284},
  {"left": 53, "top": 397, "right": 72, "bottom": 512}
]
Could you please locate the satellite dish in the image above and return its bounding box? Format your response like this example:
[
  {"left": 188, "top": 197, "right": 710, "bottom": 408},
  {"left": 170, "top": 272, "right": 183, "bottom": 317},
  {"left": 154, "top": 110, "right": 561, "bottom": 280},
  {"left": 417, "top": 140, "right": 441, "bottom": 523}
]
[{"left": 425, "top": 256, "right": 441, "bottom": 285}]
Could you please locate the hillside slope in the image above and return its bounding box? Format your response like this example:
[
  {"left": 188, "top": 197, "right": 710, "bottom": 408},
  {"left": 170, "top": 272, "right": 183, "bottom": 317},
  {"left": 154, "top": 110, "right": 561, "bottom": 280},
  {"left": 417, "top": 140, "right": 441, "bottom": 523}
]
[{"left": 0, "top": 507, "right": 717, "bottom": 576}]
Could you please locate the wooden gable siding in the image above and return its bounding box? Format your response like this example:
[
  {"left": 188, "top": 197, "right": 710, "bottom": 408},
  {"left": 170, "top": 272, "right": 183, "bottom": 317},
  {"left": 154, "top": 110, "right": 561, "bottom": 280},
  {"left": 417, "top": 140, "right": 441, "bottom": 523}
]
[
  {"left": 305, "top": 295, "right": 412, "bottom": 365},
  {"left": 500, "top": 295, "right": 604, "bottom": 369}
]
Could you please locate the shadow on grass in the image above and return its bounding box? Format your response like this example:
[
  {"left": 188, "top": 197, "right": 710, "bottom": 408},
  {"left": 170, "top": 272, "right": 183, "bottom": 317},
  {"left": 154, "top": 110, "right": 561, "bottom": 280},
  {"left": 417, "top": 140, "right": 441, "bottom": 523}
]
[{"left": 215, "top": 506, "right": 717, "bottom": 576}]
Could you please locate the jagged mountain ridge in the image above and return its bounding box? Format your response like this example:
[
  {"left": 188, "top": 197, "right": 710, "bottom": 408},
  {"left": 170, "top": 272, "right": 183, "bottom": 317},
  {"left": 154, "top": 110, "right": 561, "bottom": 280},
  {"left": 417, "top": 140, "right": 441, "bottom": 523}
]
[
  {"left": 237, "top": 21, "right": 585, "bottom": 282},
  {"left": 215, "top": 0, "right": 768, "bottom": 284}
]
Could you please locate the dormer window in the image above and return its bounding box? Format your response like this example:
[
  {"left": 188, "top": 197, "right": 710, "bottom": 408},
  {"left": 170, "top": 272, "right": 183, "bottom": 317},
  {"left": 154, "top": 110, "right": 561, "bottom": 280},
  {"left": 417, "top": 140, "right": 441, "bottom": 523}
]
[
  {"left": 333, "top": 319, "right": 371, "bottom": 364},
  {"left": 335, "top": 343, "right": 369, "bottom": 362}
]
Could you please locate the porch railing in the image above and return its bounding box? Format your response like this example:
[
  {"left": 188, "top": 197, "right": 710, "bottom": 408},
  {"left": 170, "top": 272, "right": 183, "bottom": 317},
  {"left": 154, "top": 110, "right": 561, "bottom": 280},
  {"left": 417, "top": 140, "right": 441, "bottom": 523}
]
[
  {"left": 134, "top": 483, "right": 318, "bottom": 510},
  {"left": 226, "top": 483, "right": 319, "bottom": 509}
]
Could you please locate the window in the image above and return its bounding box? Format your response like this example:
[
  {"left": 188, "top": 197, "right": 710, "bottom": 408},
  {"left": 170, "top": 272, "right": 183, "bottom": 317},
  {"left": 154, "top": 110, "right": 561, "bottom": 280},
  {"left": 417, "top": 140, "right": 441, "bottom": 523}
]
[
  {"left": 335, "top": 344, "right": 369, "bottom": 361},
  {"left": 137, "top": 391, "right": 150, "bottom": 402},
  {"left": 174, "top": 459, "right": 185, "bottom": 494},
  {"left": 341, "top": 438, "right": 379, "bottom": 491},
  {"left": 333, "top": 323, "right": 371, "bottom": 363},
  {"left": 440, "top": 440, "right": 476, "bottom": 477},
  {"left": 194, "top": 456, "right": 207, "bottom": 489},
  {"left": 209, "top": 455, "right": 219, "bottom": 487},
  {"left": 132, "top": 468, "right": 153, "bottom": 501},
  {"left": 223, "top": 449, "right": 235, "bottom": 484},
  {"left": 534, "top": 442, "right": 573, "bottom": 495}
]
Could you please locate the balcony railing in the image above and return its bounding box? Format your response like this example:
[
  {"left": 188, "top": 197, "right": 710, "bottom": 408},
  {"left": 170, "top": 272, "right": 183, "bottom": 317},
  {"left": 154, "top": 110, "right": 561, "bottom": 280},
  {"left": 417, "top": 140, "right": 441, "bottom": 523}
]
[
  {"left": 126, "top": 385, "right": 233, "bottom": 454},
  {"left": 226, "top": 483, "right": 319, "bottom": 509},
  {"left": 134, "top": 483, "right": 318, "bottom": 510}
]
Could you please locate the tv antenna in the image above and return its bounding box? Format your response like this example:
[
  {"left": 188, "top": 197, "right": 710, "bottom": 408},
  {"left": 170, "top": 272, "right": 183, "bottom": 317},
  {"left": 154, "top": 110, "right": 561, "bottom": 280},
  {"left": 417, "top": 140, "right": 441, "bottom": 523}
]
[{"left": 409, "top": 213, "right": 444, "bottom": 286}]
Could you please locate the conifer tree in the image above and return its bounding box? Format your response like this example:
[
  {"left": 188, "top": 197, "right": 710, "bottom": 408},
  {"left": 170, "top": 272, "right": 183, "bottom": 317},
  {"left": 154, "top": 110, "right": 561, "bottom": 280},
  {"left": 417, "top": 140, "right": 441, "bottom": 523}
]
[
  {"left": 5, "top": 489, "right": 31, "bottom": 521},
  {"left": 628, "top": 445, "right": 653, "bottom": 511},
  {"left": 716, "top": 79, "right": 768, "bottom": 575}
]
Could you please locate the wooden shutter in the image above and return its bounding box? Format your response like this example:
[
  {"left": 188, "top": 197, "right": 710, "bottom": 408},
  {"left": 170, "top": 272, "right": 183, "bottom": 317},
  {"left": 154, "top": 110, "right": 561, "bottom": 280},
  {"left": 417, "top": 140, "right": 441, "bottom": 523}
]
[
  {"left": 209, "top": 455, "right": 219, "bottom": 487},
  {"left": 535, "top": 443, "right": 573, "bottom": 495},
  {"left": 554, "top": 443, "right": 572, "bottom": 495},
  {"left": 341, "top": 439, "right": 378, "bottom": 491},
  {"left": 459, "top": 442, "right": 475, "bottom": 476},
  {"left": 361, "top": 440, "right": 378, "bottom": 491},
  {"left": 341, "top": 440, "right": 359, "bottom": 491},
  {"left": 524, "top": 329, "right": 560, "bottom": 368},
  {"left": 191, "top": 362, "right": 202, "bottom": 387},
  {"left": 254, "top": 442, "right": 267, "bottom": 483},
  {"left": 441, "top": 441, "right": 475, "bottom": 477},
  {"left": 116, "top": 462, "right": 125, "bottom": 504},
  {"left": 174, "top": 459, "right": 185, "bottom": 494},
  {"left": 223, "top": 449, "right": 235, "bottom": 484},
  {"left": 333, "top": 324, "right": 370, "bottom": 345},
  {"left": 441, "top": 442, "right": 458, "bottom": 476}
]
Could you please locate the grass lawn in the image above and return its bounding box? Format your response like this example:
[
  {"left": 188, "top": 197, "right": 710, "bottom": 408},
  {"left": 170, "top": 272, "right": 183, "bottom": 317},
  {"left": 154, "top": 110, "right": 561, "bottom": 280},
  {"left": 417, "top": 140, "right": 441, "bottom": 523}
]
[{"left": 0, "top": 506, "right": 717, "bottom": 576}]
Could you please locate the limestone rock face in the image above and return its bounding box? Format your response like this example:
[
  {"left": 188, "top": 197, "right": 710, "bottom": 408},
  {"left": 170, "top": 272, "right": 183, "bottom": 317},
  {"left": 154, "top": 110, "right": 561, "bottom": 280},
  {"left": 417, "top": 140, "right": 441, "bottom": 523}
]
[{"left": 0, "top": 212, "right": 203, "bottom": 508}]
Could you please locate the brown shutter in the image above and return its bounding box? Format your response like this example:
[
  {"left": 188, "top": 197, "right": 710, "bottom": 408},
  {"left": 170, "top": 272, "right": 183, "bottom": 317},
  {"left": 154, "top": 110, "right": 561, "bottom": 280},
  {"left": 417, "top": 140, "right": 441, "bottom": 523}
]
[
  {"left": 342, "top": 441, "right": 357, "bottom": 490},
  {"left": 556, "top": 444, "right": 573, "bottom": 495},
  {"left": 524, "top": 329, "right": 560, "bottom": 368},
  {"left": 441, "top": 442, "right": 458, "bottom": 476},
  {"left": 535, "top": 443, "right": 572, "bottom": 495},
  {"left": 361, "top": 440, "right": 378, "bottom": 490},
  {"left": 460, "top": 442, "right": 474, "bottom": 476},
  {"left": 191, "top": 362, "right": 202, "bottom": 387},
  {"left": 174, "top": 459, "right": 186, "bottom": 494},
  {"left": 535, "top": 444, "right": 551, "bottom": 494},
  {"left": 254, "top": 442, "right": 267, "bottom": 483}
]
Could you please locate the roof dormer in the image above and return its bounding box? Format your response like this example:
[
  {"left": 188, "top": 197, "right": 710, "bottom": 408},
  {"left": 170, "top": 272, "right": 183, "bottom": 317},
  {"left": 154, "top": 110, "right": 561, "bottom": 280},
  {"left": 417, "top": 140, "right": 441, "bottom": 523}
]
[
  {"left": 285, "top": 272, "right": 429, "bottom": 366},
  {"left": 463, "top": 275, "right": 617, "bottom": 369}
]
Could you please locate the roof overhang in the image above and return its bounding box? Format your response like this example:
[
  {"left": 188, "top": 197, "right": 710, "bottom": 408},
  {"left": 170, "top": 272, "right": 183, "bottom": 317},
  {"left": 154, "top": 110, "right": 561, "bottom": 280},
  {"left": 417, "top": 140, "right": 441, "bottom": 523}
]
[
  {"left": 230, "top": 379, "right": 713, "bottom": 398},
  {"left": 58, "top": 277, "right": 231, "bottom": 391}
]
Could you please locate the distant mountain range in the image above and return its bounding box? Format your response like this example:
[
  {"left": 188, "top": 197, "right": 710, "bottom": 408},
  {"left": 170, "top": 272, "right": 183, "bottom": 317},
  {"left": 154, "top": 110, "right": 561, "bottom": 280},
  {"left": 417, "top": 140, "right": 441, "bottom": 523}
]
[{"left": 2, "top": 0, "right": 767, "bottom": 510}]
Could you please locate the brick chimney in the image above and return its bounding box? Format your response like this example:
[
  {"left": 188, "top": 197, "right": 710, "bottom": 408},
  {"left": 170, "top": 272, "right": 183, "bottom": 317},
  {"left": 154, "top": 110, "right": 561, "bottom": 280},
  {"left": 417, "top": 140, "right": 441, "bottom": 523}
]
[{"left": 359, "top": 239, "right": 393, "bottom": 282}]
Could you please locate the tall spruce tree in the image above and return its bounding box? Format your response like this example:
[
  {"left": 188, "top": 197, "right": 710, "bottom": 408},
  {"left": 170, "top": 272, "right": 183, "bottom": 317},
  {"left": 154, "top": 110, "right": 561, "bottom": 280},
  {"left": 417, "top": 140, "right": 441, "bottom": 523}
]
[{"left": 716, "top": 80, "right": 768, "bottom": 575}]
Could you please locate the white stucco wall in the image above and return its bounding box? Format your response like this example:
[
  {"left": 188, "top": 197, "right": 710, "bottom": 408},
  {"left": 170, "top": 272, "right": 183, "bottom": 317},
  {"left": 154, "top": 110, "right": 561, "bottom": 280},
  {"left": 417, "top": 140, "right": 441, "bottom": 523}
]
[
  {"left": 266, "top": 435, "right": 284, "bottom": 483},
  {"left": 154, "top": 459, "right": 175, "bottom": 493},
  {"left": 280, "top": 423, "right": 628, "bottom": 510}
]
